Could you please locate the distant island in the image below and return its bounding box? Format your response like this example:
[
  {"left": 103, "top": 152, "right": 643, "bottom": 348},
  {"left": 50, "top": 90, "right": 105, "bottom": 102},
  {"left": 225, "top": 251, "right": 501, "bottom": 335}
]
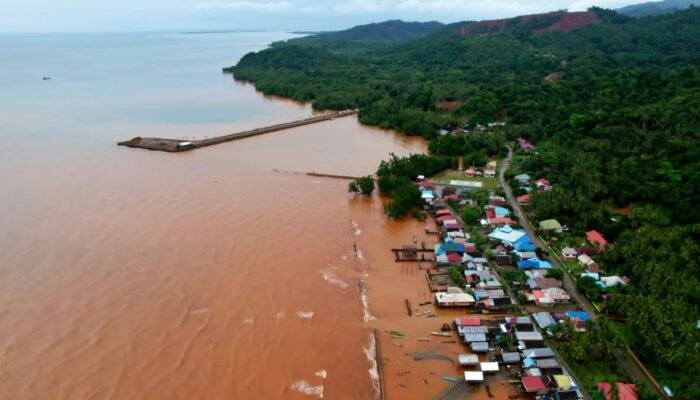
[{"left": 226, "top": 5, "right": 700, "bottom": 400}]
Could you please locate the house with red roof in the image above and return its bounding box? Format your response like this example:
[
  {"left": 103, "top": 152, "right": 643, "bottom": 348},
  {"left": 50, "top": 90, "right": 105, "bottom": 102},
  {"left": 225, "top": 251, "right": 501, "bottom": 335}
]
[
  {"left": 522, "top": 376, "right": 548, "bottom": 394},
  {"left": 517, "top": 194, "right": 530, "bottom": 205},
  {"left": 487, "top": 217, "right": 515, "bottom": 226},
  {"left": 586, "top": 230, "right": 609, "bottom": 251},
  {"left": 536, "top": 178, "right": 551, "bottom": 189},
  {"left": 597, "top": 382, "right": 639, "bottom": 400},
  {"left": 465, "top": 167, "right": 476, "bottom": 177},
  {"left": 485, "top": 208, "right": 496, "bottom": 219},
  {"left": 488, "top": 196, "right": 506, "bottom": 206},
  {"left": 517, "top": 137, "right": 536, "bottom": 152},
  {"left": 456, "top": 317, "right": 481, "bottom": 327}
]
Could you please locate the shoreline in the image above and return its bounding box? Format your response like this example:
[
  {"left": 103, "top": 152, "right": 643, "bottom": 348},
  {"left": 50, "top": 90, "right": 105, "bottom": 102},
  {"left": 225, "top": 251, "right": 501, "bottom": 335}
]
[{"left": 347, "top": 194, "right": 517, "bottom": 400}]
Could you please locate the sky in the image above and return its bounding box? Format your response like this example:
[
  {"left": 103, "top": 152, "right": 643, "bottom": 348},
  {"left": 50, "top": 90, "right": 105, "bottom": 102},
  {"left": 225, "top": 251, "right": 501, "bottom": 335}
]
[{"left": 0, "top": 0, "right": 653, "bottom": 33}]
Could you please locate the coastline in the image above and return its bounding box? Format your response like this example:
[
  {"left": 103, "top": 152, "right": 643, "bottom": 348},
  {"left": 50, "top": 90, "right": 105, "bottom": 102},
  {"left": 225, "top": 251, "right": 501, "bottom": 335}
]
[{"left": 346, "top": 194, "right": 517, "bottom": 400}]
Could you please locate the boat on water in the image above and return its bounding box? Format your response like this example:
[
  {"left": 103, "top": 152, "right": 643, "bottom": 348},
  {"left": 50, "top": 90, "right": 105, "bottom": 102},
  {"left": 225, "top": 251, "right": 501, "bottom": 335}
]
[{"left": 431, "top": 332, "right": 451, "bottom": 337}]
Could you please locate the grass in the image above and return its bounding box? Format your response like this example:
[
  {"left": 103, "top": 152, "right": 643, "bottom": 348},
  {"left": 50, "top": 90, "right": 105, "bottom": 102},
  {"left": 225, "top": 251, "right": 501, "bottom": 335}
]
[{"left": 431, "top": 169, "right": 499, "bottom": 190}]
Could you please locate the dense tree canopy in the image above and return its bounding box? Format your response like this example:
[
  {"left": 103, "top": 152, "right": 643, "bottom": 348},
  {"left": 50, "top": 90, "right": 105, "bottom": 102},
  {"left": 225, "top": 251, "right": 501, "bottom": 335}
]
[{"left": 230, "top": 7, "right": 700, "bottom": 394}]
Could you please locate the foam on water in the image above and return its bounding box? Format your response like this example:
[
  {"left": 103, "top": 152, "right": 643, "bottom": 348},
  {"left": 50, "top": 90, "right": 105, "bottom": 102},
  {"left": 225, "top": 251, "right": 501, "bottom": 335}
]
[
  {"left": 295, "top": 311, "right": 314, "bottom": 319},
  {"left": 188, "top": 308, "right": 208, "bottom": 315},
  {"left": 275, "top": 310, "right": 286, "bottom": 320},
  {"left": 357, "top": 279, "right": 375, "bottom": 322},
  {"left": 314, "top": 370, "right": 327, "bottom": 379},
  {"left": 364, "top": 333, "right": 380, "bottom": 398},
  {"left": 351, "top": 220, "right": 363, "bottom": 236},
  {"left": 241, "top": 318, "right": 254, "bottom": 324},
  {"left": 290, "top": 380, "right": 324, "bottom": 398},
  {"left": 320, "top": 270, "right": 349, "bottom": 288}
]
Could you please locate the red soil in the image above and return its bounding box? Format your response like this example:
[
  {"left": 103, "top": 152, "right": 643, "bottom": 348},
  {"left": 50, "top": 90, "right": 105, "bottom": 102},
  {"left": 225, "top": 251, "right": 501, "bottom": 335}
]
[{"left": 459, "top": 11, "right": 600, "bottom": 37}]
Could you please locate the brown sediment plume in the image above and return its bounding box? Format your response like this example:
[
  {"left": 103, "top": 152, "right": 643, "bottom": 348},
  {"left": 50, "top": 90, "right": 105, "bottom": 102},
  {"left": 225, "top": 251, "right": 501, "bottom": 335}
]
[{"left": 0, "top": 114, "right": 426, "bottom": 400}]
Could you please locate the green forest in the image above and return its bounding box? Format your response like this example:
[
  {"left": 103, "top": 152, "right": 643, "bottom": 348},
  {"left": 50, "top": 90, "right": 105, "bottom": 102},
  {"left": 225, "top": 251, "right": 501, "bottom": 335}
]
[{"left": 228, "top": 7, "right": 700, "bottom": 397}]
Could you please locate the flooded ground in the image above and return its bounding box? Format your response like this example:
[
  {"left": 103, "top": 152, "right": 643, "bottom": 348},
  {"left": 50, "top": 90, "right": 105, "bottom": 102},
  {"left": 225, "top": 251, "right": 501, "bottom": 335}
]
[{"left": 0, "top": 32, "right": 433, "bottom": 399}]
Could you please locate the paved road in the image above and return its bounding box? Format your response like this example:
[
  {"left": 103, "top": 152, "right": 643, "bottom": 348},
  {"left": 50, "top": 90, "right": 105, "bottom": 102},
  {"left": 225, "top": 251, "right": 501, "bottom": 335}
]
[
  {"left": 498, "top": 146, "right": 597, "bottom": 320},
  {"left": 498, "top": 146, "right": 669, "bottom": 399}
]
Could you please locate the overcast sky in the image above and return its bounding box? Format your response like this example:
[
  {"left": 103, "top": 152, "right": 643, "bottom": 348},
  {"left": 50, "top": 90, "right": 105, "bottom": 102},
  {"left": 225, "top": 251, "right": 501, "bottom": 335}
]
[{"left": 1, "top": 0, "right": 649, "bottom": 33}]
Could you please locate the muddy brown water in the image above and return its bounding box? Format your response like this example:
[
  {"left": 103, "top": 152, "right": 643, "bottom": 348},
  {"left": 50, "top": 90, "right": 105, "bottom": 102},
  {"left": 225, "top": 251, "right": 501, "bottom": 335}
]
[
  {"left": 0, "top": 31, "right": 510, "bottom": 400},
  {"left": 0, "top": 109, "right": 430, "bottom": 399}
]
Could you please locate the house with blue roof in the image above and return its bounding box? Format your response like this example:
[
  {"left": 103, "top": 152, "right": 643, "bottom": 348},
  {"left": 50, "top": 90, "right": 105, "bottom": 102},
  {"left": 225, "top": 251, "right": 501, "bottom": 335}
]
[
  {"left": 565, "top": 311, "right": 590, "bottom": 321},
  {"left": 513, "top": 235, "right": 537, "bottom": 251},
  {"left": 517, "top": 258, "right": 552, "bottom": 269},
  {"left": 488, "top": 224, "right": 526, "bottom": 245},
  {"left": 494, "top": 206, "right": 510, "bottom": 218}
]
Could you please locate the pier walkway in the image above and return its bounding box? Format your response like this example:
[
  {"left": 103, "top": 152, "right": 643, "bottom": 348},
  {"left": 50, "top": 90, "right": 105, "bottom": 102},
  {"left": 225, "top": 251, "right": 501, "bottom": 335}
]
[{"left": 118, "top": 109, "right": 358, "bottom": 152}]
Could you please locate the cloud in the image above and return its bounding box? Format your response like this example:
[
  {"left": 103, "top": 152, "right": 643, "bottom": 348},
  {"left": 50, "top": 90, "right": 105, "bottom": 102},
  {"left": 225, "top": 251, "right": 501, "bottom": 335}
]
[
  {"left": 332, "top": 0, "right": 394, "bottom": 14},
  {"left": 568, "top": 0, "right": 638, "bottom": 12},
  {"left": 196, "top": 1, "right": 296, "bottom": 12},
  {"left": 396, "top": 0, "right": 543, "bottom": 14}
]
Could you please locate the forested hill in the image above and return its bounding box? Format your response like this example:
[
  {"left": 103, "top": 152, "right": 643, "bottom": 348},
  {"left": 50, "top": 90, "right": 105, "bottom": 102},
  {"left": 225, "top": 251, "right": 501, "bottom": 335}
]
[
  {"left": 272, "top": 20, "right": 445, "bottom": 53},
  {"left": 618, "top": 0, "right": 699, "bottom": 17},
  {"left": 230, "top": 8, "right": 700, "bottom": 395}
]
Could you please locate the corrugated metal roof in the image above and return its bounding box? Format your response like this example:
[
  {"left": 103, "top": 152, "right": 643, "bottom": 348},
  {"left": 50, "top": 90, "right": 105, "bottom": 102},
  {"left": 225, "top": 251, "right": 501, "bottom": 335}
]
[
  {"left": 501, "top": 352, "right": 520, "bottom": 363},
  {"left": 535, "top": 358, "right": 560, "bottom": 368},
  {"left": 522, "top": 348, "right": 555, "bottom": 358},
  {"left": 471, "top": 342, "right": 489, "bottom": 352},
  {"left": 463, "top": 333, "right": 487, "bottom": 343}
]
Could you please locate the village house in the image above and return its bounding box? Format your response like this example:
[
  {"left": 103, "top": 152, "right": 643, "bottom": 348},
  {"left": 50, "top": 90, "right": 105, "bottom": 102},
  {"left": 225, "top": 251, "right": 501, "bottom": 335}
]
[
  {"left": 517, "top": 257, "right": 552, "bottom": 270},
  {"left": 436, "top": 287, "right": 475, "bottom": 307},
  {"left": 533, "top": 312, "right": 557, "bottom": 330},
  {"left": 480, "top": 296, "right": 513, "bottom": 312},
  {"left": 514, "top": 173, "right": 531, "bottom": 185},
  {"left": 517, "top": 193, "right": 530, "bottom": 205},
  {"left": 539, "top": 219, "right": 563, "bottom": 233},
  {"left": 487, "top": 217, "right": 515, "bottom": 227},
  {"left": 517, "top": 137, "right": 536, "bottom": 152},
  {"left": 488, "top": 196, "right": 507, "bottom": 206},
  {"left": 561, "top": 247, "right": 578, "bottom": 259},
  {"left": 458, "top": 354, "right": 480, "bottom": 366},
  {"left": 527, "top": 277, "right": 562, "bottom": 291},
  {"left": 565, "top": 311, "right": 591, "bottom": 332},
  {"left": 536, "top": 177, "right": 552, "bottom": 190},
  {"left": 586, "top": 230, "right": 609, "bottom": 251},
  {"left": 516, "top": 251, "right": 538, "bottom": 260},
  {"left": 530, "top": 288, "right": 570, "bottom": 307},
  {"left": 480, "top": 362, "right": 499, "bottom": 374},
  {"left": 522, "top": 376, "right": 548, "bottom": 395},
  {"left": 488, "top": 224, "right": 527, "bottom": 245},
  {"left": 597, "top": 382, "right": 639, "bottom": 400},
  {"left": 600, "top": 275, "right": 629, "bottom": 288}
]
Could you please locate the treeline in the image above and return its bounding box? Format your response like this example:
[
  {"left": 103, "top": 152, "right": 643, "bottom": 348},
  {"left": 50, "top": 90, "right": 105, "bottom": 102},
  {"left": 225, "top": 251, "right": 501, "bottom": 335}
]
[
  {"left": 599, "top": 224, "right": 700, "bottom": 395},
  {"left": 230, "top": 8, "right": 700, "bottom": 394},
  {"left": 376, "top": 154, "right": 455, "bottom": 218}
]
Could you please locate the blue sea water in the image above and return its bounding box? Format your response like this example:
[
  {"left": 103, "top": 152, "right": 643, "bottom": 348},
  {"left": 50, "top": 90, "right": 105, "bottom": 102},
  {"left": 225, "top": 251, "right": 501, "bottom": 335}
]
[{"left": 0, "top": 31, "right": 308, "bottom": 146}]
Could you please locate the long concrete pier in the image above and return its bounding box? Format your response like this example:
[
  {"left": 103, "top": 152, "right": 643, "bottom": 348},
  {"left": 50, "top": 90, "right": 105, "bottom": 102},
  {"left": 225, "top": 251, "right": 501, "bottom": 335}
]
[{"left": 118, "top": 109, "right": 358, "bottom": 152}]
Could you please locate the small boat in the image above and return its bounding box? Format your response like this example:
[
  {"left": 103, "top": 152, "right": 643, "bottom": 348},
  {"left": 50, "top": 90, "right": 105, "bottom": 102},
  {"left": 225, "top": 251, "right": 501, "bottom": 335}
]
[
  {"left": 418, "top": 337, "right": 431, "bottom": 342},
  {"left": 419, "top": 301, "right": 432, "bottom": 306},
  {"left": 431, "top": 332, "right": 451, "bottom": 337},
  {"left": 441, "top": 376, "right": 459, "bottom": 383},
  {"left": 42, "top": 77, "right": 51, "bottom": 80},
  {"left": 415, "top": 310, "right": 431, "bottom": 316}
]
